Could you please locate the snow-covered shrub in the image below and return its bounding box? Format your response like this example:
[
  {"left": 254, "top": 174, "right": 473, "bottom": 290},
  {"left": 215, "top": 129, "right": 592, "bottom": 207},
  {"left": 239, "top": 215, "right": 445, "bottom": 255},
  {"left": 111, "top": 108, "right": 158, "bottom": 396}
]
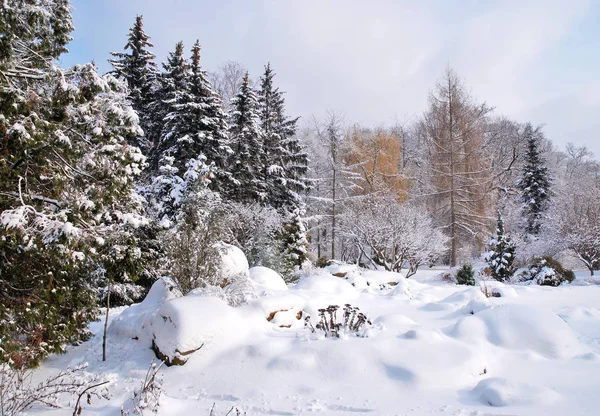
[
  {"left": 121, "top": 361, "right": 164, "bottom": 415},
  {"left": 485, "top": 212, "right": 516, "bottom": 282},
  {"left": 456, "top": 264, "right": 476, "bottom": 286},
  {"left": 167, "top": 186, "right": 227, "bottom": 294},
  {"left": 304, "top": 304, "right": 372, "bottom": 338},
  {"left": 342, "top": 198, "right": 447, "bottom": 276},
  {"left": 521, "top": 257, "right": 575, "bottom": 287},
  {"left": 223, "top": 202, "right": 285, "bottom": 270}
]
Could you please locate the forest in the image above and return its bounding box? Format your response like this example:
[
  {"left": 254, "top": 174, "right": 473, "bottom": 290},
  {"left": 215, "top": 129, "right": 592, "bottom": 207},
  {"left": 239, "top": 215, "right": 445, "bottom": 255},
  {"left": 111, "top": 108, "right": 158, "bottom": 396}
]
[{"left": 2, "top": 2, "right": 600, "bottom": 415}]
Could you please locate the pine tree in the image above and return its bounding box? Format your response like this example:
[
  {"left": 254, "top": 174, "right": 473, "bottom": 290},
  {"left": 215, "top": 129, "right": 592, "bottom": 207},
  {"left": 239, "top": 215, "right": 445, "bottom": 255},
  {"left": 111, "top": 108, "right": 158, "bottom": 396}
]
[
  {"left": 148, "top": 41, "right": 189, "bottom": 170},
  {"left": 156, "top": 41, "right": 231, "bottom": 189},
  {"left": 109, "top": 15, "right": 159, "bottom": 153},
  {"left": 517, "top": 124, "right": 551, "bottom": 235},
  {"left": 485, "top": 211, "right": 516, "bottom": 282},
  {"left": 228, "top": 73, "right": 265, "bottom": 203},
  {"left": 278, "top": 208, "right": 310, "bottom": 279},
  {"left": 257, "top": 63, "right": 309, "bottom": 210}
]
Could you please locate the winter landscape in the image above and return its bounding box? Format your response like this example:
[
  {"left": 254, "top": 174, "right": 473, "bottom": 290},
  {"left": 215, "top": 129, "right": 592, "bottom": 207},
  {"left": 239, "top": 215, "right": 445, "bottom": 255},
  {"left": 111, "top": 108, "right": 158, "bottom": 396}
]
[{"left": 2, "top": 1, "right": 600, "bottom": 415}]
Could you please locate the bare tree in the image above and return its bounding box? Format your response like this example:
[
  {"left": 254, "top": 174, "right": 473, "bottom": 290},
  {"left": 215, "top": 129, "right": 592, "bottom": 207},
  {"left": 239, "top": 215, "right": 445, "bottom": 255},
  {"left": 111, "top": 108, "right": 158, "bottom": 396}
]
[
  {"left": 303, "top": 112, "right": 360, "bottom": 260},
  {"left": 208, "top": 61, "right": 252, "bottom": 112}
]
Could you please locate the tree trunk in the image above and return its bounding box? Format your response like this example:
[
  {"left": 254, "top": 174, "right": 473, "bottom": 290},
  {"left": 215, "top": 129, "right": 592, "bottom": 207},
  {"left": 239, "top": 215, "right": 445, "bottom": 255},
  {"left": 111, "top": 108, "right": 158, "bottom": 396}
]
[
  {"left": 331, "top": 168, "right": 336, "bottom": 260},
  {"left": 102, "top": 283, "right": 111, "bottom": 362},
  {"left": 448, "top": 75, "right": 457, "bottom": 267}
]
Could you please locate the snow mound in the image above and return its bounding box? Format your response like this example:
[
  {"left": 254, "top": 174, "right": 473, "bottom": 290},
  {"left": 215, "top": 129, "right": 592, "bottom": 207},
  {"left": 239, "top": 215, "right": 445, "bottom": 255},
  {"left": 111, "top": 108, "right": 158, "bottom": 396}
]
[
  {"left": 292, "top": 274, "right": 357, "bottom": 297},
  {"left": 388, "top": 279, "right": 416, "bottom": 299},
  {"left": 216, "top": 243, "right": 249, "bottom": 283},
  {"left": 559, "top": 307, "right": 600, "bottom": 339},
  {"left": 472, "top": 377, "right": 561, "bottom": 407},
  {"left": 373, "top": 313, "right": 418, "bottom": 330},
  {"left": 451, "top": 304, "right": 584, "bottom": 358},
  {"left": 249, "top": 266, "right": 288, "bottom": 292},
  {"left": 151, "top": 296, "right": 242, "bottom": 365},
  {"left": 491, "top": 286, "right": 518, "bottom": 298},
  {"left": 324, "top": 263, "right": 358, "bottom": 276},
  {"left": 109, "top": 277, "right": 181, "bottom": 344}
]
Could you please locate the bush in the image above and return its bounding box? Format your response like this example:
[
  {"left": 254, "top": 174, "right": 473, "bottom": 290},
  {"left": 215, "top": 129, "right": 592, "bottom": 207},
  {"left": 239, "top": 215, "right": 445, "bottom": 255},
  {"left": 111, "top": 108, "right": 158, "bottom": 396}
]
[
  {"left": 456, "top": 263, "right": 476, "bottom": 286},
  {"left": 315, "top": 256, "right": 330, "bottom": 268},
  {"left": 523, "top": 256, "right": 575, "bottom": 287}
]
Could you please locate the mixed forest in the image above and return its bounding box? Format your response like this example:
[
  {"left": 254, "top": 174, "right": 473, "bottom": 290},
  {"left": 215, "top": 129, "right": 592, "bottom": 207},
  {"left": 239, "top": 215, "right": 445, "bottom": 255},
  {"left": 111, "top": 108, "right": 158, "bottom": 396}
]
[{"left": 2, "top": 1, "right": 600, "bottom": 373}]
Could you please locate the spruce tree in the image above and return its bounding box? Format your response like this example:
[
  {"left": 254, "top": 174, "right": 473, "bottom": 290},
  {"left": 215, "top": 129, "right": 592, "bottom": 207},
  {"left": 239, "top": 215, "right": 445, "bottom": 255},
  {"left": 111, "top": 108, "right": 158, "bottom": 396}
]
[
  {"left": 148, "top": 41, "right": 189, "bottom": 170},
  {"left": 228, "top": 73, "right": 265, "bottom": 203},
  {"left": 485, "top": 211, "right": 516, "bottom": 282},
  {"left": 109, "top": 15, "right": 159, "bottom": 153},
  {"left": 157, "top": 41, "right": 231, "bottom": 188},
  {"left": 257, "top": 63, "right": 309, "bottom": 210},
  {"left": 517, "top": 124, "right": 551, "bottom": 235}
]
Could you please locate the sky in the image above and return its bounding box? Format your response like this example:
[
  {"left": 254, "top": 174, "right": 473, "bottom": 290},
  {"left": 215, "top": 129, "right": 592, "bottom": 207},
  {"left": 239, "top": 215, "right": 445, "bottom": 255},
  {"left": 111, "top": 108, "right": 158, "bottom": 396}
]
[{"left": 61, "top": 0, "right": 600, "bottom": 156}]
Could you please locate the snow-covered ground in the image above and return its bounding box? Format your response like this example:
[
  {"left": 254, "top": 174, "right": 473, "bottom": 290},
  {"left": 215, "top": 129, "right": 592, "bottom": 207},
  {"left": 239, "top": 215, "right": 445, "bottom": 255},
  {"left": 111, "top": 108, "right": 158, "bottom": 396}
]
[{"left": 27, "top": 267, "right": 600, "bottom": 415}]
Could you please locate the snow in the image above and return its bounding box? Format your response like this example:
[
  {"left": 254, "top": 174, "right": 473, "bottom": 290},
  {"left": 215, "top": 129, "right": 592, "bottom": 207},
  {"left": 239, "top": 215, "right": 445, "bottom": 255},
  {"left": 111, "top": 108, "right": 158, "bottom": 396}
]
[
  {"left": 248, "top": 266, "right": 288, "bottom": 292},
  {"left": 26, "top": 267, "right": 600, "bottom": 415},
  {"left": 451, "top": 304, "right": 585, "bottom": 359},
  {"left": 109, "top": 278, "right": 181, "bottom": 345},
  {"left": 472, "top": 377, "right": 561, "bottom": 407},
  {"left": 216, "top": 243, "right": 249, "bottom": 283},
  {"left": 151, "top": 296, "right": 247, "bottom": 365}
]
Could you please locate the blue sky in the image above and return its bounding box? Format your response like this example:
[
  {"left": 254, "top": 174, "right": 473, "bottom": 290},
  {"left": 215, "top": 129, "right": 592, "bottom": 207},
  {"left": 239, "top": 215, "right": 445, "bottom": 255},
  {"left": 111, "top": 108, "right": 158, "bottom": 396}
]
[{"left": 61, "top": 0, "right": 600, "bottom": 156}]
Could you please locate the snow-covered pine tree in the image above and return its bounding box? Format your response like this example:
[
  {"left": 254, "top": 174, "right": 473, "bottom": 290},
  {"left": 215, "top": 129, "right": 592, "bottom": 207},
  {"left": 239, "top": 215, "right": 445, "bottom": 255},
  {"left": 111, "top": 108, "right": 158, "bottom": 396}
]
[
  {"left": 517, "top": 124, "right": 551, "bottom": 235},
  {"left": 278, "top": 208, "right": 311, "bottom": 278},
  {"left": 148, "top": 41, "right": 189, "bottom": 170},
  {"left": 228, "top": 73, "right": 265, "bottom": 203},
  {"left": 257, "top": 64, "right": 310, "bottom": 273},
  {"left": 0, "top": 0, "right": 152, "bottom": 367},
  {"left": 109, "top": 15, "right": 159, "bottom": 153},
  {"left": 485, "top": 211, "right": 516, "bottom": 282},
  {"left": 157, "top": 41, "right": 231, "bottom": 191},
  {"left": 257, "top": 63, "right": 309, "bottom": 210}
]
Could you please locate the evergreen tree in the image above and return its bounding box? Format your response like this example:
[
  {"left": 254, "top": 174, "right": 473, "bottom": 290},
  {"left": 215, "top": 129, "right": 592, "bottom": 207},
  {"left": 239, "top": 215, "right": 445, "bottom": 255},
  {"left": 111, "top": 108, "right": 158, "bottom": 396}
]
[
  {"left": 148, "top": 41, "right": 189, "bottom": 170},
  {"left": 0, "top": 2, "right": 148, "bottom": 367},
  {"left": 228, "top": 73, "right": 265, "bottom": 203},
  {"left": 278, "top": 208, "right": 310, "bottom": 279},
  {"left": 455, "top": 263, "right": 476, "bottom": 286},
  {"left": 156, "top": 41, "right": 231, "bottom": 188},
  {"left": 517, "top": 124, "right": 551, "bottom": 235},
  {"left": 109, "top": 15, "right": 159, "bottom": 152},
  {"left": 485, "top": 211, "right": 516, "bottom": 282},
  {"left": 257, "top": 63, "right": 309, "bottom": 210}
]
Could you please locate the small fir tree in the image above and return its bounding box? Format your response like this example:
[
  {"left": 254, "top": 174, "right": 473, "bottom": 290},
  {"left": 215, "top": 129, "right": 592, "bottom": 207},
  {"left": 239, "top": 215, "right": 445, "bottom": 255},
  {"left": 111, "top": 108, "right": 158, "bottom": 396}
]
[
  {"left": 485, "top": 211, "right": 516, "bottom": 282},
  {"left": 278, "top": 209, "right": 310, "bottom": 279},
  {"left": 517, "top": 124, "right": 551, "bottom": 235},
  {"left": 456, "top": 263, "right": 476, "bottom": 286}
]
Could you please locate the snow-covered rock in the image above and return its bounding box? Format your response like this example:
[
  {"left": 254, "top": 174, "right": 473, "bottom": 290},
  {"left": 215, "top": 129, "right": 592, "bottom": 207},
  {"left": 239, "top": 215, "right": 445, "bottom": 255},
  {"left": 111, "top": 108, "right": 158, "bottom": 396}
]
[
  {"left": 151, "top": 296, "right": 242, "bottom": 366},
  {"left": 249, "top": 266, "right": 288, "bottom": 292},
  {"left": 109, "top": 277, "right": 181, "bottom": 345}
]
